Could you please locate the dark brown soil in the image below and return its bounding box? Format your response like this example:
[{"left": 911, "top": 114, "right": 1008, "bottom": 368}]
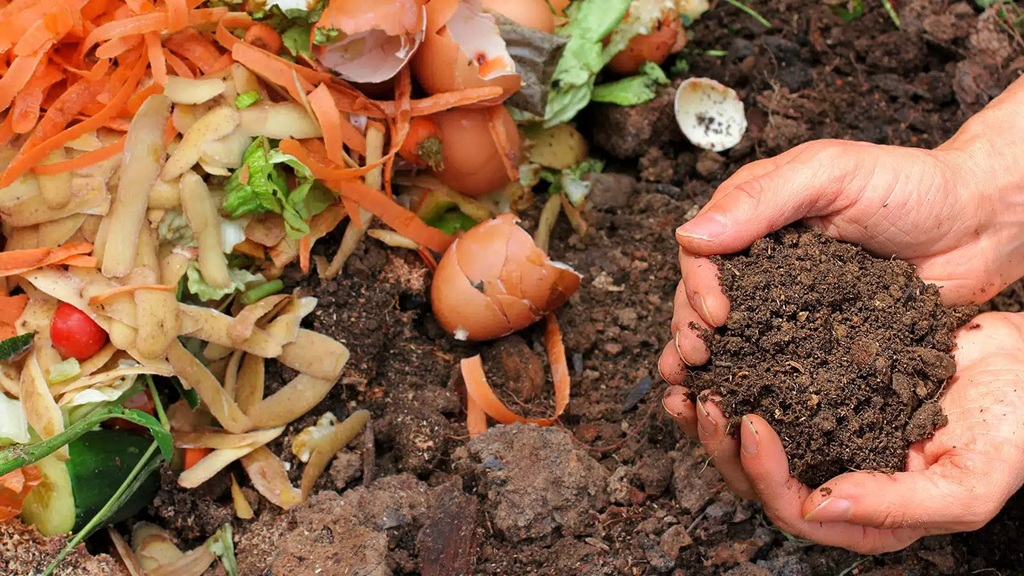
[{"left": 688, "top": 227, "right": 976, "bottom": 487}]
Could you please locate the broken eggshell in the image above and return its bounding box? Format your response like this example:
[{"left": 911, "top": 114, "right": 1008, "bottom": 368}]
[
  {"left": 411, "top": 0, "right": 522, "bottom": 105},
  {"left": 673, "top": 77, "right": 747, "bottom": 152},
  {"left": 430, "top": 214, "right": 581, "bottom": 342},
  {"left": 312, "top": 0, "right": 427, "bottom": 85}
]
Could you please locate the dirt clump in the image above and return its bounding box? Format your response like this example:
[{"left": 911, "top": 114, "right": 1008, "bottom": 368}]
[
  {"left": 235, "top": 473, "right": 466, "bottom": 575},
  {"left": 456, "top": 423, "right": 609, "bottom": 542},
  {"left": 0, "top": 520, "right": 128, "bottom": 576},
  {"left": 688, "top": 227, "right": 976, "bottom": 487}
]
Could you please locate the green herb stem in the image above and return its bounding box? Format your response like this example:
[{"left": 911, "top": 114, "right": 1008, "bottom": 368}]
[
  {"left": 146, "top": 375, "right": 170, "bottom": 430},
  {"left": 0, "top": 405, "right": 121, "bottom": 477},
  {"left": 722, "top": 0, "right": 773, "bottom": 28},
  {"left": 240, "top": 279, "right": 285, "bottom": 305}
]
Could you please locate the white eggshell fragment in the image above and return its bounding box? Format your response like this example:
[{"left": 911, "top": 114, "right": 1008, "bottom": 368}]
[{"left": 673, "top": 77, "right": 747, "bottom": 152}]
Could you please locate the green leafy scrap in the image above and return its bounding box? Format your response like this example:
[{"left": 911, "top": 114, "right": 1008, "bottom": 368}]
[
  {"left": 592, "top": 61, "right": 670, "bottom": 106},
  {"left": 540, "top": 158, "right": 605, "bottom": 206},
  {"left": 209, "top": 524, "right": 239, "bottom": 576},
  {"left": 313, "top": 26, "right": 341, "bottom": 46},
  {"left": 235, "top": 90, "right": 261, "bottom": 109},
  {"left": 0, "top": 332, "right": 34, "bottom": 362},
  {"left": 250, "top": 1, "right": 328, "bottom": 58},
  {"left": 282, "top": 24, "right": 312, "bottom": 57},
  {"left": 222, "top": 137, "right": 335, "bottom": 239},
  {"left": 543, "top": 0, "right": 632, "bottom": 127}
]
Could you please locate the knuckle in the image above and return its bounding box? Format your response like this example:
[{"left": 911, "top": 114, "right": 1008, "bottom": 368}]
[
  {"left": 876, "top": 506, "right": 910, "bottom": 530},
  {"left": 731, "top": 179, "right": 765, "bottom": 206}
]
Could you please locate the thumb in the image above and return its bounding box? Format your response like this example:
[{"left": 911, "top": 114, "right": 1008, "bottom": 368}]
[
  {"left": 801, "top": 462, "right": 1007, "bottom": 532},
  {"left": 676, "top": 153, "right": 852, "bottom": 255}
]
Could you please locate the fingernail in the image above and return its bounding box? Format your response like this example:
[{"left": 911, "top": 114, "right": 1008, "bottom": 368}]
[
  {"left": 696, "top": 400, "right": 717, "bottom": 436},
  {"left": 741, "top": 416, "right": 759, "bottom": 456},
  {"left": 804, "top": 498, "right": 853, "bottom": 523},
  {"left": 662, "top": 386, "right": 689, "bottom": 418},
  {"left": 673, "top": 330, "right": 692, "bottom": 367},
  {"left": 677, "top": 212, "right": 729, "bottom": 242}
]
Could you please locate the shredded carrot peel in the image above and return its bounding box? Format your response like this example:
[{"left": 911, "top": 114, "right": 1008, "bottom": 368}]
[
  {"left": 461, "top": 314, "right": 571, "bottom": 435},
  {"left": 0, "top": 243, "right": 95, "bottom": 278},
  {"left": 0, "top": 465, "right": 43, "bottom": 522}
]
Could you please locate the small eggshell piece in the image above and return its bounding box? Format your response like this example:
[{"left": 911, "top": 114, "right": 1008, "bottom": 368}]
[{"left": 673, "top": 77, "right": 748, "bottom": 152}]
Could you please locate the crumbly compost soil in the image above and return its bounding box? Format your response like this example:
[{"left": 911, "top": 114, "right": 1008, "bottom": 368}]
[
  {"left": 8, "top": 0, "right": 1024, "bottom": 574},
  {"left": 688, "top": 227, "right": 976, "bottom": 487}
]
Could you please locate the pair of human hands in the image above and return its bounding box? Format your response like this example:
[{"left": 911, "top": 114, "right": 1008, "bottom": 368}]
[{"left": 659, "top": 126, "right": 1024, "bottom": 553}]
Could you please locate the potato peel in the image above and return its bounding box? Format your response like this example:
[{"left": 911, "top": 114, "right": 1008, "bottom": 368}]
[
  {"left": 240, "top": 445, "right": 303, "bottom": 510},
  {"left": 299, "top": 410, "right": 370, "bottom": 499}
]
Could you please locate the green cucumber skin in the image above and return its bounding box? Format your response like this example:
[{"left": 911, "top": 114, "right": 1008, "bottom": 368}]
[{"left": 68, "top": 430, "right": 160, "bottom": 532}]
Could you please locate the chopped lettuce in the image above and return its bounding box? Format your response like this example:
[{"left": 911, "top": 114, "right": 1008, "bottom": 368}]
[
  {"left": 186, "top": 263, "right": 265, "bottom": 302},
  {"left": 62, "top": 373, "right": 138, "bottom": 424},
  {"left": 157, "top": 210, "right": 197, "bottom": 248},
  {"left": 540, "top": 158, "right": 605, "bottom": 206},
  {"left": 47, "top": 358, "right": 81, "bottom": 385},
  {"left": 592, "top": 61, "right": 670, "bottom": 106},
  {"left": 313, "top": 26, "right": 341, "bottom": 46},
  {"left": 0, "top": 393, "right": 30, "bottom": 445},
  {"left": 235, "top": 91, "right": 261, "bottom": 109},
  {"left": 543, "top": 0, "right": 632, "bottom": 127},
  {"left": 220, "top": 219, "right": 248, "bottom": 254},
  {"left": 250, "top": 0, "right": 327, "bottom": 58},
  {"left": 222, "top": 137, "right": 335, "bottom": 239}
]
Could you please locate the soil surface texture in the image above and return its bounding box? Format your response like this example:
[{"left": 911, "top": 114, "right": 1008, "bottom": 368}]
[
  {"left": 689, "top": 228, "right": 976, "bottom": 487},
  {"left": 7, "top": 0, "right": 1024, "bottom": 574}
]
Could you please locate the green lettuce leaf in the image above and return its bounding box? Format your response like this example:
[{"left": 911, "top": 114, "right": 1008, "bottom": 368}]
[
  {"left": 542, "top": 158, "right": 605, "bottom": 206},
  {"left": 185, "top": 264, "right": 265, "bottom": 302},
  {"left": 592, "top": 61, "right": 670, "bottom": 106},
  {"left": 223, "top": 138, "right": 334, "bottom": 239},
  {"left": 543, "top": 0, "right": 632, "bottom": 127}
]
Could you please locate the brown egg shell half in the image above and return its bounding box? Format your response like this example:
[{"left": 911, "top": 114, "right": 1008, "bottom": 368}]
[
  {"left": 430, "top": 214, "right": 582, "bottom": 341},
  {"left": 411, "top": 0, "right": 521, "bottom": 105},
  {"left": 313, "top": 0, "right": 426, "bottom": 85}
]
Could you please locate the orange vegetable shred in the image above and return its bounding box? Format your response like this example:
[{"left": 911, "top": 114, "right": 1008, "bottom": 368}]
[
  {"left": 0, "top": 465, "right": 43, "bottom": 522},
  {"left": 460, "top": 314, "right": 571, "bottom": 433}
]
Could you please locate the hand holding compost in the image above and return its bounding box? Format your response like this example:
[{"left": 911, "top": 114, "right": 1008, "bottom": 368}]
[{"left": 662, "top": 74, "right": 1024, "bottom": 554}]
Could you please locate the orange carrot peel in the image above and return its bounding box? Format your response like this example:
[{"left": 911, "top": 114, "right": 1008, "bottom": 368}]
[
  {"left": 461, "top": 314, "right": 571, "bottom": 437},
  {"left": 0, "top": 465, "right": 43, "bottom": 522},
  {"left": 0, "top": 243, "right": 95, "bottom": 278}
]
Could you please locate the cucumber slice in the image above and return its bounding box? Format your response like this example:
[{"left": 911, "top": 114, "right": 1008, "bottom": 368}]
[{"left": 20, "top": 429, "right": 161, "bottom": 536}]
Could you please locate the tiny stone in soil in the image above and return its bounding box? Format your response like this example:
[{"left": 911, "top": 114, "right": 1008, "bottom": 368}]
[{"left": 688, "top": 226, "right": 976, "bottom": 487}]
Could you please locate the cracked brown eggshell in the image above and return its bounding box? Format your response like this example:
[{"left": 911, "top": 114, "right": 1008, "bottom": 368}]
[
  {"left": 430, "top": 214, "right": 582, "bottom": 341},
  {"left": 411, "top": 0, "right": 522, "bottom": 105},
  {"left": 313, "top": 0, "right": 427, "bottom": 85}
]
